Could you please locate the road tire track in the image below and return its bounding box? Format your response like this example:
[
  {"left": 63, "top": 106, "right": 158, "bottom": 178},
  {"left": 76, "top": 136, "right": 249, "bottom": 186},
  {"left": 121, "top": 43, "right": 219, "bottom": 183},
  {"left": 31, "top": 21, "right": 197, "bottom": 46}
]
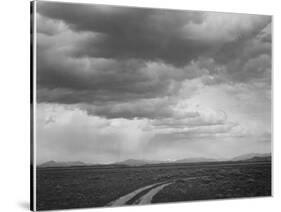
[
  {"left": 108, "top": 182, "right": 163, "bottom": 206},
  {"left": 126, "top": 182, "right": 168, "bottom": 205},
  {"left": 134, "top": 182, "right": 173, "bottom": 204},
  {"left": 108, "top": 176, "right": 207, "bottom": 206}
]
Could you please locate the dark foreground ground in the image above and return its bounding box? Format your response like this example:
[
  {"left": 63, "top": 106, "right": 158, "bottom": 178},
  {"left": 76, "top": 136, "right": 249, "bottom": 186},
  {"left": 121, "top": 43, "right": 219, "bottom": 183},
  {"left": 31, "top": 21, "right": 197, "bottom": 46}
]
[{"left": 36, "top": 161, "right": 271, "bottom": 210}]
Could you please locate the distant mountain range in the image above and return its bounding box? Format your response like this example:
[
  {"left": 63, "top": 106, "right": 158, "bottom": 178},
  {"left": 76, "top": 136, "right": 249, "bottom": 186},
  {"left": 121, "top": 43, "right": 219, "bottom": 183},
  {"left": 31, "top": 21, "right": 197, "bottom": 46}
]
[
  {"left": 175, "top": 157, "right": 217, "bottom": 163},
  {"left": 39, "top": 160, "right": 88, "bottom": 167},
  {"left": 38, "top": 153, "right": 271, "bottom": 167},
  {"left": 114, "top": 159, "right": 164, "bottom": 166},
  {"left": 114, "top": 157, "right": 217, "bottom": 166},
  {"left": 230, "top": 153, "right": 271, "bottom": 162}
]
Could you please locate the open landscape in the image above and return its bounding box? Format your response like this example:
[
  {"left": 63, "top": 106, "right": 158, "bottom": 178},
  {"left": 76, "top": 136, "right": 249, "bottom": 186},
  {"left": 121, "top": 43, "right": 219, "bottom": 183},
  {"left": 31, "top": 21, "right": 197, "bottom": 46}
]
[
  {"left": 34, "top": 2, "right": 272, "bottom": 211},
  {"left": 37, "top": 156, "right": 271, "bottom": 210}
]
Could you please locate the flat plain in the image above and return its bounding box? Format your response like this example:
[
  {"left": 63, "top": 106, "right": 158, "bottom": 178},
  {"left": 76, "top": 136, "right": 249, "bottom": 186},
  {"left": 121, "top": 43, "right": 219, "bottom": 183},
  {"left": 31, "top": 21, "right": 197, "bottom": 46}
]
[{"left": 36, "top": 161, "right": 271, "bottom": 211}]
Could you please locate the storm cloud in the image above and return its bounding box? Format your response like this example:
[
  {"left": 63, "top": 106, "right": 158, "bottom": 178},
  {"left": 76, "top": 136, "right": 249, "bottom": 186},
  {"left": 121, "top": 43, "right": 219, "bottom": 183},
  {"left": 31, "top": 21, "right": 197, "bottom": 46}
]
[{"left": 35, "top": 1, "right": 272, "bottom": 163}]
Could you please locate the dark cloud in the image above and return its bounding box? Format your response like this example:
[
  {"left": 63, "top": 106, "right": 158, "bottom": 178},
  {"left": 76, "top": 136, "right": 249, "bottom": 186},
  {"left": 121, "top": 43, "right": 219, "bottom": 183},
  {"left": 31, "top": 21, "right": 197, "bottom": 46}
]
[
  {"left": 214, "top": 20, "right": 271, "bottom": 83},
  {"left": 214, "top": 16, "right": 271, "bottom": 62},
  {"left": 36, "top": 2, "right": 272, "bottom": 120},
  {"left": 37, "top": 1, "right": 216, "bottom": 66},
  {"left": 36, "top": 32, "right": 212, "bottom": 106},
  {"left": 38, "top": 2, "right": 271, "bottom": 68},
  {"left": 36, "top": 49, "right": 183, "bottom": 104},
  {"left": 81, "top": 97, "right": 199, "bottom": 119}
]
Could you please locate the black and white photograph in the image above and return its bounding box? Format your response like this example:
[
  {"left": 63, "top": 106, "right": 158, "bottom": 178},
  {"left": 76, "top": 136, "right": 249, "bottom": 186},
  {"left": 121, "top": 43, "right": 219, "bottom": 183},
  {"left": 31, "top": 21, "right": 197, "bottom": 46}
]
[{"left": 32, "top": 1, "right": 272, "bottom": 211}]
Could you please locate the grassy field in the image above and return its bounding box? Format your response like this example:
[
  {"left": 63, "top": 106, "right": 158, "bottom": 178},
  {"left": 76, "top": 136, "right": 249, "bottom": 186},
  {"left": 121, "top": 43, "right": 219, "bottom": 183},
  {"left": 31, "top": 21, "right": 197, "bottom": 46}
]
[
  {"left": 153, "top": 163, "right": 271, "bottom": 203},
  {"left": 36, "top": 161, "right": 271, "bottom": 210}
]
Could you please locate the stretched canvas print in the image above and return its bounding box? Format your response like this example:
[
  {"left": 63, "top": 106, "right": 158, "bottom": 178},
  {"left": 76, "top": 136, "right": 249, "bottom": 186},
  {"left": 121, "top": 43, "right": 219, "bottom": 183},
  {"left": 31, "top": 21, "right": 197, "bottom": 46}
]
[{"left": 30, "top": 1, "right": 272, "bottom": 211}]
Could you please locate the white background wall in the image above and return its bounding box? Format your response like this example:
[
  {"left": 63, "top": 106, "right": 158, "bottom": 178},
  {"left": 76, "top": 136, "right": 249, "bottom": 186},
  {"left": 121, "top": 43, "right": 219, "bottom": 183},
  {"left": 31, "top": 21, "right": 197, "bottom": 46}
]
[{"left": 0, "top": 0, "right": 279, "bottom": 211}]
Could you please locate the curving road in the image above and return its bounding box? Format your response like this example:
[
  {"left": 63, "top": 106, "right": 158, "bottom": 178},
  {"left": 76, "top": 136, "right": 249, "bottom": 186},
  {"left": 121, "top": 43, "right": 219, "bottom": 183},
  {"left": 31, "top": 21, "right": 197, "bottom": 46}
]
[
  {"left": 135, "top": 182, "right": 173, "bottom": 204},
  {"left": 108, "top": 182, "right": 163, "bottom": 206},
  {"left": 108, "top": 176, "right": 204, "bottom": 206}
]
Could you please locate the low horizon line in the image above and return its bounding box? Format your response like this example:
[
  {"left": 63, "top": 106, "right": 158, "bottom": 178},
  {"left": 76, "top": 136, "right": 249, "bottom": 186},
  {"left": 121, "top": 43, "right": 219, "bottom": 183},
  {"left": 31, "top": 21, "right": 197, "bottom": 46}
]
[{"left": 37, "top": 152, "right": 272, "bottom": 166}]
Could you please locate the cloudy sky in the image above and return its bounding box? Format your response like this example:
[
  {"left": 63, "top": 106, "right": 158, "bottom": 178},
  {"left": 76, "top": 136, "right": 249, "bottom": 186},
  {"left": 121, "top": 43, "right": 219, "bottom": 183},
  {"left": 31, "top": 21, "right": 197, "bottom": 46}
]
[{"left": 36, "top": 1, "right": 271, "bottom": 164}]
